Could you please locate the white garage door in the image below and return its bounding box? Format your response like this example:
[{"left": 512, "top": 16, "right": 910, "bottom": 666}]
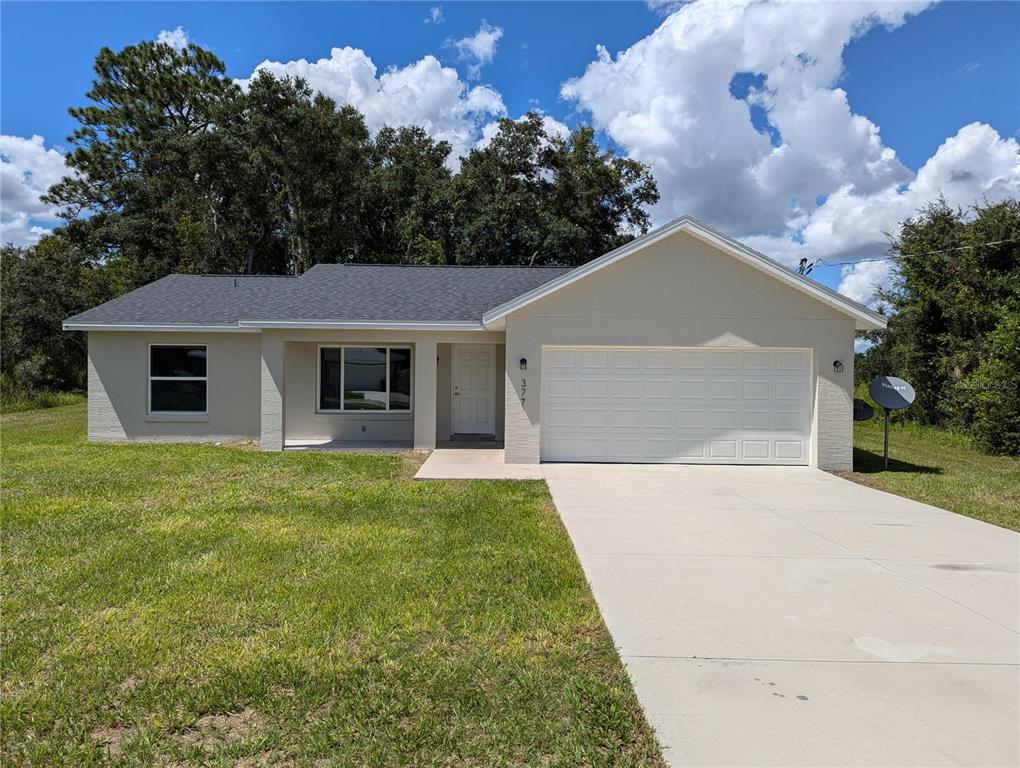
[{"left": 541, "top": 347, "right": 812, "bottom": 465}]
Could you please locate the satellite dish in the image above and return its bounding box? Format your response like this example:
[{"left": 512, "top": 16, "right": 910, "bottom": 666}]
[
  {"left": 867, "top": 376, "right": 916, "bottom": 470},
  {"left": 869, "top": 376, "right": 916, "bottom": 411},
  {"left": 853, "top": 398, "right": 874, "bottom": 421}
]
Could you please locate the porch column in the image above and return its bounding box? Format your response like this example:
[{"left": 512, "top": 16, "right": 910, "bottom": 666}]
[
  {"left": 413, "top": 340, "right": 437, "bottom": 451},
  {"left": 260, "top": 333, "right": 286, "bottom": 451}
]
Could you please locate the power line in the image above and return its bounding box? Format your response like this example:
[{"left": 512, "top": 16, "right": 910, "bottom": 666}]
[{"left": 806, "top": 237, "right": 1020, "bottom": 270}]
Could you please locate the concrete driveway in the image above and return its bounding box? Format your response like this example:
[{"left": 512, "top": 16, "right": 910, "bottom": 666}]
[{"left": 542, "top": 464, "right": 1019, "bottom": 767}]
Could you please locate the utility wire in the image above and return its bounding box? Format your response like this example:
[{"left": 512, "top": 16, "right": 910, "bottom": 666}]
[{"left": 808, "top": 237, "right": 1020, "bottom": 269}]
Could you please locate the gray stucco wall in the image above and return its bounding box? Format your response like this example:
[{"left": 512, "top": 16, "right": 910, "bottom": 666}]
[
  {"left": 284, "top": 341, "right": 414, "bottom": 442},
  {"left": 88, "top": 331, "right": 261, "bottom": 441},
  {"left": 501, "top": 231, "right": 856, "bottom": 469}
]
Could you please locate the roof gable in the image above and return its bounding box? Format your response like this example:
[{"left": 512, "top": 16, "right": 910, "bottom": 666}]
[{"left": 482, "top": 216, "right": 887, "bottom": 331}]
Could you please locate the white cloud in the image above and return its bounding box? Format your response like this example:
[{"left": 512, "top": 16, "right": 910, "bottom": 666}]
[
  {"left": 238, "top": 48, "right": 505, "bottom": 165},
  {"left": 451, "top": 21, "right": 503, "bottom": 79},
  {"left": 424, "top": 6, "right": 444, "bottom": 24},
  {"left": 0, "top": 134, "right": 69, "bottom": 247},
  {"left": 156, "top": 26, "right": 190, "bottom": 51},
  {"left": 561, "top": 0, "right": 1020, "bottom": 306},
  {"left": 838, "top": 259, "right": 895, "bottom": 308}
]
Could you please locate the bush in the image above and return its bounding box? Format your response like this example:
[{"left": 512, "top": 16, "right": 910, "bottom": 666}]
[{"left": 959, "top": 312, "right": 1020, "bottom": 455}]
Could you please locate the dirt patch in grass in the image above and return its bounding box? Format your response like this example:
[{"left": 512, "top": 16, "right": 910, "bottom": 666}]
[
  {"left": 235, "top": 749, "right": 293, "bottom": 767},
  {"left": 180, "top": 707, "right": 264, "bottom": 750},
  {"left": 90, "top": 723, "right": 133, "bottom": 755}
]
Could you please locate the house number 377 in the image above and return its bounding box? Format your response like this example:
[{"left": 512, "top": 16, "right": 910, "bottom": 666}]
[{"left": 520, "top": 377, "right": 526, "bottom": 405}]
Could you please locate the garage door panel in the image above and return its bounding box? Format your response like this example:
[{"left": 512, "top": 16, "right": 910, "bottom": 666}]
[
  {"left": 643, "top": 379, "right": 673, "bottom": 399},
  {"left": 610, "top": 349, "right": 641, "bottom": 369},
  {"left": 741, "top": 350, "right": 771, "bottom": 370},
  {"left": 709, "top": 410, "right": 738, "bottom": 429},
  {"left": 710, "top": 351, "right": 739, "bottom": 370},
  {"left": 542, "top": 347, "right": 811, "bottom": 465},
  {"left": 742, "top": 379, "right": 771, "bottom": 399},
  {"left": 676, "top": 409, "right": 706, "bottom": 429},
  {"left": 643, "top": 408, "right": 675, "bottom": 430},
  {"left": 677, "top": 379, "right": 707, "bottom": 399},
  {"left": 577, "top": 350, "right": 608, "bottom": 368},
  {"left": 676, "top": 350, "right": 707, "bottom": 370},
  {"left": 611, "top": 408, "right": 641, "bottom": 429},
  {"left": 709, "top": 379, "right": 739, "bottom": 399},
  {"left": 577, "top": 379, "right": 608, "bottom": 398},
  {"left": 742, "top": 439, "right": 771, "bottom": 460},
  {"left": 610, "top": 378, "right": 641, "bottom": 398},
  {"left": 742, "top": 410, "right": 771, "bottom": 430},
  {"left": 547, "top": 349, "right": 575, "bottom": 369},
  {"left": 775, "top": 379, "right": 806, "bottom": 400}
]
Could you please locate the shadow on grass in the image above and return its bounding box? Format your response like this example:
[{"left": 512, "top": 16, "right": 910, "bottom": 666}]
[{"left": 852, "top": 447, "right": 944, "bottom": 475}]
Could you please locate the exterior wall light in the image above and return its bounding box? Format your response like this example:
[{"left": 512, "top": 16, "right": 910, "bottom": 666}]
[
  {"left": 833, "top": 360, "right": 844, "bottom": 373},
  {"left": 519, "top": 358, "right": 527, "bottom": 371}
]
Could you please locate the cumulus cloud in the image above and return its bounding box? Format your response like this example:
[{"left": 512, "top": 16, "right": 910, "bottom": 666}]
[
  {"left": 561, "top": 0, "right": 1020, "bottom": 306},
  {"left": 424, "top": 6, "right": 444, "bottom": 24},
  {"left": 451, "top": 21, "right": 503, "bottom": 79},
  {"left": 156, "top": 26, "right": 190, "bottom": 51},
  {"left": 0, "top": 134, "right": 69, "bottom": 247},
  {"left": 238, "top": 48, "right": 506, "bottom": 165}
]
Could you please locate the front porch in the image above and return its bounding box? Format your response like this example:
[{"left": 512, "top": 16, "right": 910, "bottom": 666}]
[{"left": 259, "top": 329, "right": 506, "bottom": 453}]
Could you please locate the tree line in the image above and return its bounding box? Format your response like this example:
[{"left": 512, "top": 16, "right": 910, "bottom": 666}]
[
  {"left": 856, "top": 198, "right": 1020, "bottom": 455},
  {"left": 1, "top": 39, "right": 658, "bottom": 396}
]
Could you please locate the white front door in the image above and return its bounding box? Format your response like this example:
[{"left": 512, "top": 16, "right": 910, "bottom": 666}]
[{"left": 452, "top": 344, "right": 496, "bottom": 435}]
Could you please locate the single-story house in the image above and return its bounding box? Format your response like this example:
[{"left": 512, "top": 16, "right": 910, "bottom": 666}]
[{"left": 63, "top": 215, "right": 886, "bottom": 469}]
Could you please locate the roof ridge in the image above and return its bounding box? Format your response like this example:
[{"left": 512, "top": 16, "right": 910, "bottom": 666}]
[{"left": 304, "top": 263, "right": 573, "bottom": 270}]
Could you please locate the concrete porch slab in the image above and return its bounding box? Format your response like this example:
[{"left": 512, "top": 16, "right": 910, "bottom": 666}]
[
  {"left": 414, "top": 449, "right": 543, "bottom": 479},
  {"left": 285, "top": 439, "right": 413, "bottom": 452}
]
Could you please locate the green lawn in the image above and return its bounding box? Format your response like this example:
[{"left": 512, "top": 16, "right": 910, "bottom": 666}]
[
  {"left": 840, "top": 417, "right": 1020, "bottom": 532},
  {"left": 0, "top": 404, "right": 663, "bottom": 767}
]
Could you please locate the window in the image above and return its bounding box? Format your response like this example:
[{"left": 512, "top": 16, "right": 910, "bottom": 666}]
[
  {"left": 318, "top": 346, "right": 412, "bottom": 412},
  {"left": 149, "top": 345, "right": 207, "bottom": 413}
]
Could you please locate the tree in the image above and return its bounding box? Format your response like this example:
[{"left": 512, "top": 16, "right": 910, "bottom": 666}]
[
  {"left": 358, "top": 126, "right": 454, "bottom": 264},
  {"left": 44, "top": 40, "right": 242, "bottom": 288},
  {"left": 453, "top": 113, "right": 659, "bottom": 266},
  {"left": 1, "top": 236, "right": 113, "bottom": 395},
  {"left": 242, "top": 72, "right": 371, "bottom": 273},
  {"left": 857, "top": 197, "right": 1020, "bottom": 453}
]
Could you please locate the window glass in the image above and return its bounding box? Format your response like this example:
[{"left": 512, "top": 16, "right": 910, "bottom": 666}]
[
  {"left": 319, "top": 347, "right": 342, "bottom": 410},
  {"left": 151, "top": 380, "right": 207, "bottom": 412},
  {"left": 389, "top": 348, "right": 412, "bottom": 410},
  {"left": 151, "top": 346, "right": 206, "bottom": 377},
  {"left": 343, "top": 348, "right": 387, "bottom": 410}
]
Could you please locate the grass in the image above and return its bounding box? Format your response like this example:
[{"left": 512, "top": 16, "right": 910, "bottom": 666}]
[
  {"left": 0, "top": 390, "right": 84, "bottom": 413},
  {"left": 839, "top": 415, "right": 1020, "bottom": 532},
  {"left": 0, "top": 403, "right": 664, "bottom": 767}
]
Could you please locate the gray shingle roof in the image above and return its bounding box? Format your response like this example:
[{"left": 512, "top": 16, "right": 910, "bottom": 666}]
[{"left": 63, "top": 264, "right": 574, "bottom": 327}]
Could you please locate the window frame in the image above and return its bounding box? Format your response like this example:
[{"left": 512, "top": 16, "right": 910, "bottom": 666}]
[
  {"left": 316, "top": 344, "right": 413, "bottom": 414},
  {"left": 147, "top": 343, "right": 209, "bottom": 416}
]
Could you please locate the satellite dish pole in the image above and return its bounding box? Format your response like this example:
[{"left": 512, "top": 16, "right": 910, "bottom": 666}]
[
  {"left": 868, "top": 376, "right": 916, "bottom": 470},
  {"left": 883, "top": 408, "right": 891, "bottom": 469}
]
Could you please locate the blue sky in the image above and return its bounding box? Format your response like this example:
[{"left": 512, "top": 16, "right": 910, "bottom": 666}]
[{"left": 2, "top": 1, "right": 1018, "bottom": 300}]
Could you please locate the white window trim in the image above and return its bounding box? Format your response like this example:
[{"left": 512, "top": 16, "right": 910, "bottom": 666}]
[
  {"left": 316, "top": 344, "right": 413, "bottom": 414},
  {"left": 147, "top": 343, "right": 209, "bottom": 416}
]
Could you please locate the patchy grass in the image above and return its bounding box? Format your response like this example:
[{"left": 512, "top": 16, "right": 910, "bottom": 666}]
[
  {"left": 840, "top": 415, "right": 1019, "bottom": 532},
  {"left": 1, "top": 404, "right": 663, "bottom": 767}
]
